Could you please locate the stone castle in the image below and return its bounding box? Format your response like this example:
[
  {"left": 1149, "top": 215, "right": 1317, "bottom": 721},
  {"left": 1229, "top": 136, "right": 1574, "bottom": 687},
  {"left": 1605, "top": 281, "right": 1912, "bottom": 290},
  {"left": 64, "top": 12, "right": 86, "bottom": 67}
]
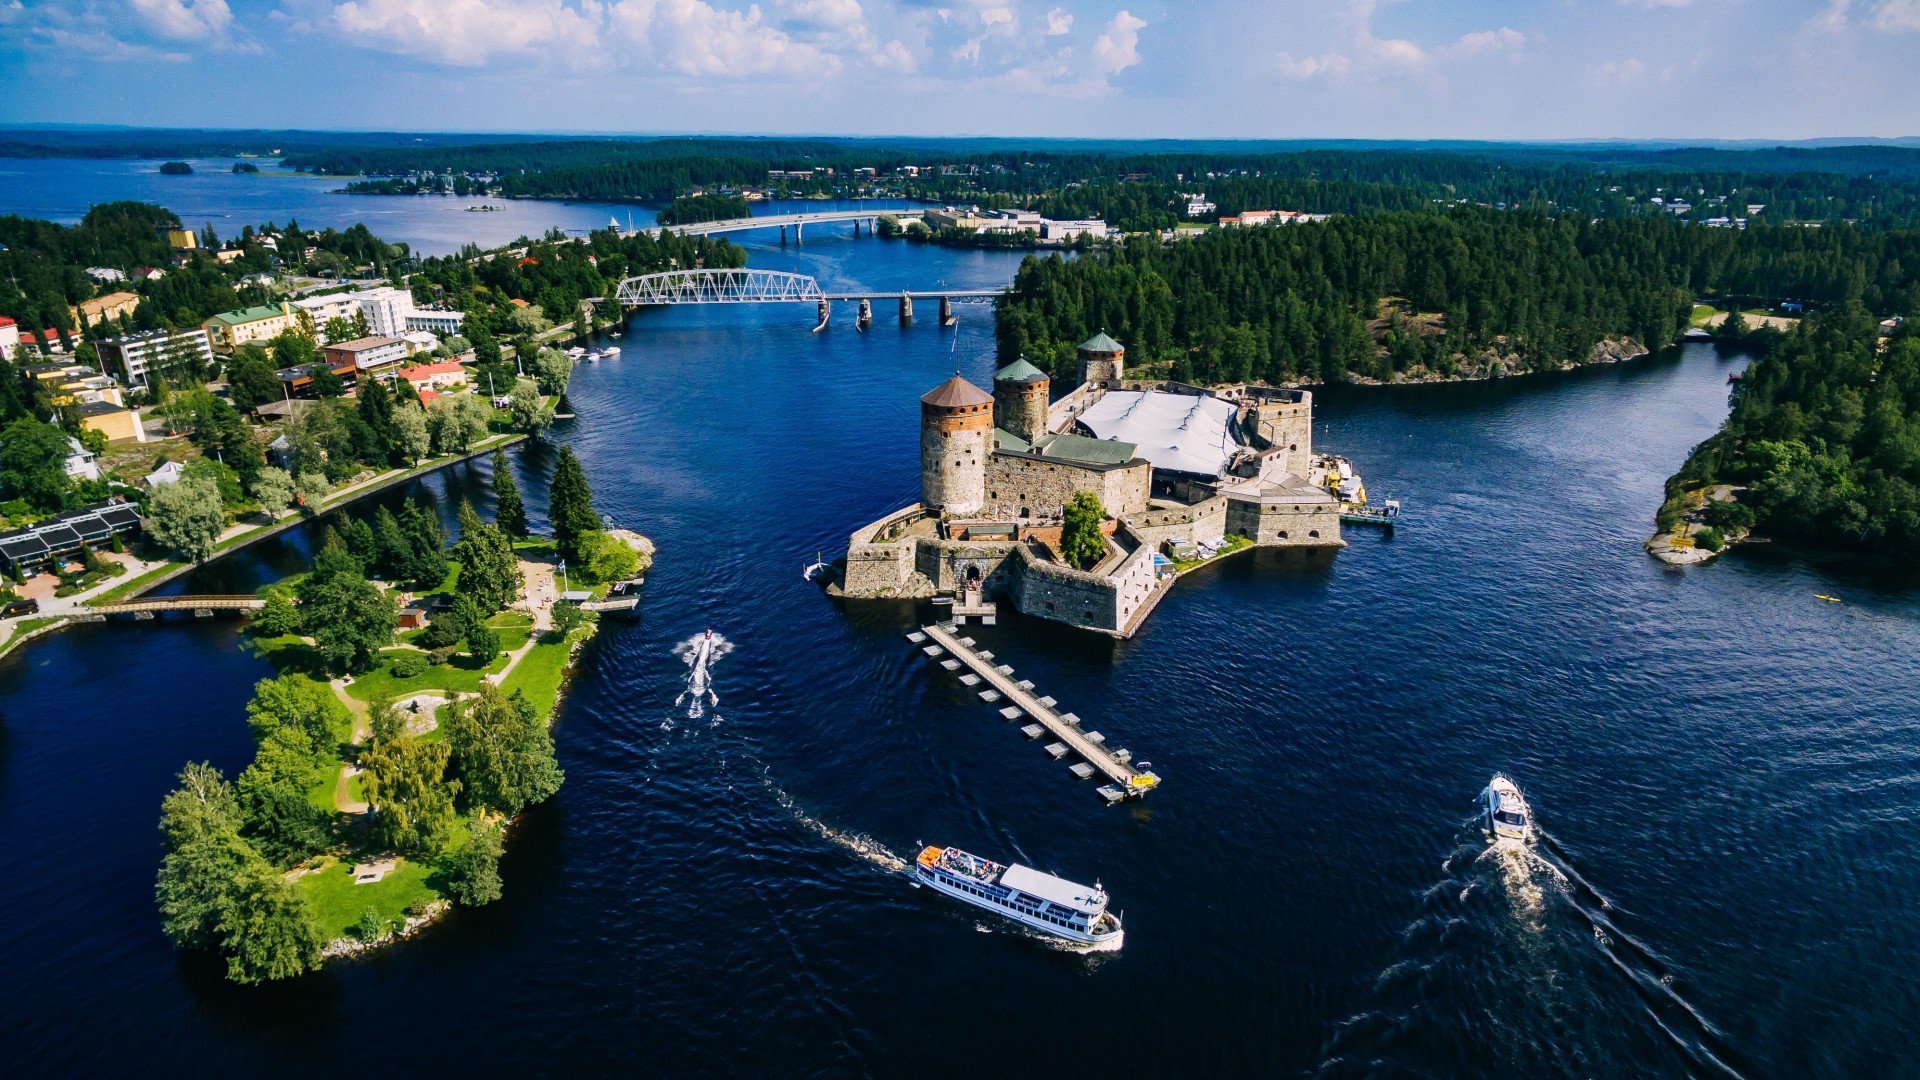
[{"left": 840, "top": 333, "right": 1344, "bottom": 636}]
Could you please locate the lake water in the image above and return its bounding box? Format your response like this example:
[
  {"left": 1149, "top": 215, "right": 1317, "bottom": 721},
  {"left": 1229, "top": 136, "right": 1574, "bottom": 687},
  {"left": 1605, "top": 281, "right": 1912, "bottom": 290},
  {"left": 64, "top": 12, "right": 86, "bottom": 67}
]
[{"left": 4, "top": 170, "right": 1920, "bottom": 1077}]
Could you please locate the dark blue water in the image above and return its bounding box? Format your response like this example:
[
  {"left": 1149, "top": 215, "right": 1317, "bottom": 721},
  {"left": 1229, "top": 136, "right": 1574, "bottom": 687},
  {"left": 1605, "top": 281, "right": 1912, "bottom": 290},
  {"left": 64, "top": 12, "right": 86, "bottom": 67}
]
[{"left": 5, "top": 182, "right": 1920, "bottom": 1077}]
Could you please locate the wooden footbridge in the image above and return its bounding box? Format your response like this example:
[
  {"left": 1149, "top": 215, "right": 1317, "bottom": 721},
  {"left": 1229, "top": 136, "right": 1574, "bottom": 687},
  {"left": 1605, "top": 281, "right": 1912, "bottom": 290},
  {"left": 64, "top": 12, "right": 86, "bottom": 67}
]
[
  {"left": 84, "top": 594, "right": 264, "bottom": 618},
  {"left": 912, "top": 622, "right": 1161, "bottom": 802}
]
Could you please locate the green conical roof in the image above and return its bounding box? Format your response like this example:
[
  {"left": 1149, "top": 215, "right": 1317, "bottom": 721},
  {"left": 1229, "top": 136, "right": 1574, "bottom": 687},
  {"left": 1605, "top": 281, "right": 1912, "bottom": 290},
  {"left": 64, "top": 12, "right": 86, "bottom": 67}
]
[
  {"left": 994, "top": 357, "right": 1048, "bottom": 383},
  {"left": 1078, "top": 331, "right": 1124, "bottom": 354}
]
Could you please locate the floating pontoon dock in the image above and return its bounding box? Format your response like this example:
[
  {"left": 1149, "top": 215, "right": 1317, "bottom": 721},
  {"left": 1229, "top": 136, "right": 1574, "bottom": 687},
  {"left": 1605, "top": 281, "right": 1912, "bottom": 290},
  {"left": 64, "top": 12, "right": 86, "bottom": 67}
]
[{"left": 913, "top": 623, "right": 1161, "bottom": 799}]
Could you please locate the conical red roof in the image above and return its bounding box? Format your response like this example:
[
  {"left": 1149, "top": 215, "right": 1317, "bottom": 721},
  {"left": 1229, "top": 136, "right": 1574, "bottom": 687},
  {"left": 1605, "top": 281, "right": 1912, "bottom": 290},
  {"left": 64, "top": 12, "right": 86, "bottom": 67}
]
[{"left": 921, "top": 374, "right": 992, "bottom": 408}]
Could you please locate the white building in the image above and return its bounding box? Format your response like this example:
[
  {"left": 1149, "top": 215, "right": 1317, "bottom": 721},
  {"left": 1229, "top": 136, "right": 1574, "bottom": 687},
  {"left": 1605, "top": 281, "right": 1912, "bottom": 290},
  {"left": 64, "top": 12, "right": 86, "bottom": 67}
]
[
  {"left": 145, "top": 461, "right": 186, "bottom": 488},
  {"left": 353, "top": 286, "right": 413, "bottom": 338},
  {"left": 64, "top": 437, "right": 100, "bottom": 482},
  {"left": 291, "top": 291, "right": 360, "bottom": 332},
  {"left": 981, "top": 209, "right": 1042, "bottom": 235},
  {"left": 404, "top": 308, "right": 466, "bottom": 336},
  {"left": 0, "top": 316, "right": 18, "bottom": 358},
  {"left": 402, "top": 329, "right": 440, "bottom": 355},
  {"left": 92, "top": 327, "right": 216, "bottom": 388},
  {"left": 1041, "top": 218, "right": 1109, "bottom": 242},
  {"left": 86, "top": 267, "right": 127, "bottom": 283},
  {"left": 1183, "top": 193, "right": 1215, "bottom": 216}
]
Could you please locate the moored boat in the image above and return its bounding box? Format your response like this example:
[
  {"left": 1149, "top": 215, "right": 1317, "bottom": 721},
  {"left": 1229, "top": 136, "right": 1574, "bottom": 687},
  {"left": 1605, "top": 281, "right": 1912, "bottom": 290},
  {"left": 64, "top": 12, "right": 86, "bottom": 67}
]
[
  {"left": 1484, "top": 773, "right": 1533, "bottom": 847},
  {"left": 1342, "top": 498, "right": 1403, "bottom": 527},
  {"left": 915, "top": 845, "right": 1123, "bottom": 947}
]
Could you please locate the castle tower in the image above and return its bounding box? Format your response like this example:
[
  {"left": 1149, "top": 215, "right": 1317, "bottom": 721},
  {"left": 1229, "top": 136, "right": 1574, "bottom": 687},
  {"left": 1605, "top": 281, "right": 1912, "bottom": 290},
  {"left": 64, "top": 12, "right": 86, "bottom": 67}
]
[
  {"left": 920, "top": 373, "right": 993, "bottom": 517},
  {"left": 1077, "top": 331, "right": 1126, "bottom": 387},
  {"left": 992, "top": 357, "right": 1051, "bottom": 444}
]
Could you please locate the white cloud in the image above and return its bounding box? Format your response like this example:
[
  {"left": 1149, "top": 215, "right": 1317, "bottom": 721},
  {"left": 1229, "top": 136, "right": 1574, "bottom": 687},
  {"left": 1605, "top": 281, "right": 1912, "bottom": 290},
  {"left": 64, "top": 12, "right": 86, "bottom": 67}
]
[
  {"left": 330, "top": 0, "right": 600, "bottom": 65},
  {"left": 1444, "top": 27, "right": 1525, "bottom": 59},
  {"left": 1090, "top": 9, "right": 1145, "bottom": 75},
  {"left": 1620, "top": 0, "right": 1691, "bottom": 8},
  {"left": 778, "top": 0, "right": 865, "bottom": 32},
  {"left": 979, "top": 5, "right": 1013, "bottom": 27},
  {"left": 1045, "top": 5, "right": 1070, "bottom": 35},
  {"left": 608, "top": 0, "right": 840, "bottom": 77},
  {"left": 1812, "top": 0, "right": 1853, "bottom": 31},
  {"left": 1276, "top": 51, "right": 1350, "bottom": 79},
  {"left": 1873, "top": 0, "right": 1920, "bottom": 31},
  {"left": 951, "top": 35, "right": 982, "bottom": 62},
  {"left": 1590, "top": 57, "right": 1647, "bottom": 84},
  {"left": 128, "top": 0, "right": 232, "bottom": 40}
]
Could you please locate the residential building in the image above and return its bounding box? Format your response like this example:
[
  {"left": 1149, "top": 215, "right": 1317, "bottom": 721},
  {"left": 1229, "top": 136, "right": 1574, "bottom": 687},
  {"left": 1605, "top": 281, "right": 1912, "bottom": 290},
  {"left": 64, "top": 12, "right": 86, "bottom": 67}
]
[
  {"left": 165, "top": 229, "right": 198, "bottom": 250},
  {"left": 93, "top": 327, "right": 214, "bottom": 388},
  {"left": 404, "top": 308, "right": 466, "bottom": 336},
  {"left": 132, "top": 267, "right": 166, "bottom": 282},
  {"left": 63, "top": 437, "right": 100, "bottom": 481},
  {"left": 1183, "top": 193, "right": 1216, "bottom": 216},
  {"left": 214, "top": 249, "right": 245, "bottom": 264},
  {"left": 291, "top": 290, "right": 361, "bottom": 334},
  {"left": 203, "top": 304, "right": 290, "bottom": 352},
  {"left": 981, "top": 209, "right": 1042, "bottom": 235},
  {"left": 74, "top": 400, "right": 144, "bottom": 443},
  {"left": 397, "top": 360, "right": 468, "bottom": 393},
  {"left": 0, "top": 500, "right": 143, "bottom": 577},
  {"left": 401, "top": 329, "right": 440, "bottom": 355},
  {"left": 86, "top": 267, "right": 128, "bottom": 283},
  {"left": 0, "top": 316, "right": 17, "bottom": 357},
  {"left": 71, "top": 290, "right": 141, "bottom": 329},
  {"left": 353, "top": 286, "right": 413, "bottom": 338},
  {"left": 1218, "top": 210, "right": 1330, "bottom": 227},
  {"left": 145, "top": 461, "right": 186, "bottom": 488},
  {"left": 322, "top": 335, "right": 409, "bottom": 380}
]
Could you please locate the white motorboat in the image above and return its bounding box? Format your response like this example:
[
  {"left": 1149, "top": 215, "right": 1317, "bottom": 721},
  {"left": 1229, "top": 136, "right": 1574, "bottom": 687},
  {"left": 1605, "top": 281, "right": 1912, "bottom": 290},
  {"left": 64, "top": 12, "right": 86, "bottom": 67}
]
[
  {"left": 915, "top": 845, "right": 1123, "bottom": 947},
  {"left": 602, "top": 345, "right": 621, "bottom": 358},
  {"left": 1484, "top": 773, "right": 1533, "bottom": 846}
]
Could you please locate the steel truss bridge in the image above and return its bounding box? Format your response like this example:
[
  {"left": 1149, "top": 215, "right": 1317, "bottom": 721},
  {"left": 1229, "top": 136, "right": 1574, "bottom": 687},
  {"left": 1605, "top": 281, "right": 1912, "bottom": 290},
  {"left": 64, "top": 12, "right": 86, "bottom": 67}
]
[{"left": 612, "top": 269, "right": 1002, "bottom": 308}]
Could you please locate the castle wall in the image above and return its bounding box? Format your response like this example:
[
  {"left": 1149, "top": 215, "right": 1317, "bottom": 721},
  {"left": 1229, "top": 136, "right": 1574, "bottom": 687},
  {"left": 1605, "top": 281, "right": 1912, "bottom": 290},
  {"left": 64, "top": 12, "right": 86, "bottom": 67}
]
[
  {"left": 920, "top": 400, "right": 991, "bottom": 515},
  {"left": 842, "top": 504, "right": 929, "bottom": 596},
  {"left": 985, "top": 453, "right": 1150, "bottom": 521},
  {"left": 1123, "top": 495, "right": 1230, "bottom": 551},
  {"left": 1009, "top": 529, "right": 1157, "bottom": 635},
  {"left": 916, "top": 539, "right": 1021, "bottom": 592},
  {"left": 1225, "top": 497, "right": 1343, "bottom": 546},
  {"left": 993, "top": 380, "right": 1049, "bottom": 444},
  {"left": 1045, "top": 380, "right": 1107, "bottom": 435},
  {"left": 1251, "top": 391, "right": 1313, "bottom": 476}
]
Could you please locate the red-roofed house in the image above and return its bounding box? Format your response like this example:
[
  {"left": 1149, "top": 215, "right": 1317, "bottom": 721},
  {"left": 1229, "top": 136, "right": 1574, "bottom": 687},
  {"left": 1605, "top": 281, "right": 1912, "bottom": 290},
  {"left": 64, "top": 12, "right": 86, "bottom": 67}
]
[
  {"left": 397, "top": 361, "right": 468, "bottom": 392},
  {"left": 0, "top": 316, "right": 17, "bottom": 357},
  {"left": 418, "top": 389, "right": 441, "bottom": 405}
]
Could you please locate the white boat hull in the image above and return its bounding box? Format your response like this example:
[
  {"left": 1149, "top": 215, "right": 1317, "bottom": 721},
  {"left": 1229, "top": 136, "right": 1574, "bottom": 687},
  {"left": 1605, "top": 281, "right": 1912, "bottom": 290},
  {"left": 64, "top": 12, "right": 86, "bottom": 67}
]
[{"left": 916, "top": 866, "right": 1123, "bottom": 947}]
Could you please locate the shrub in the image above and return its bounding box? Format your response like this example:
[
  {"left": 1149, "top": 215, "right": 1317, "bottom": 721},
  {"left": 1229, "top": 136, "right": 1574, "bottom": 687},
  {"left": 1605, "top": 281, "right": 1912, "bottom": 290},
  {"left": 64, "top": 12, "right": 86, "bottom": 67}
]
[
  {"left": 1703, "top": 499, "right": 1756, "bottom": 530},
  {"left": 1696, "top": 527, "right": 1727, "bottom": 552},
  {"left": 354, "top": 906, "right": 385, "bottom": 942},
  {"left": 390, "top": 652, "right": 431, "bottom": 679},
  {"left": 428, "top": 645, "right": 460, "bottom": 666}
]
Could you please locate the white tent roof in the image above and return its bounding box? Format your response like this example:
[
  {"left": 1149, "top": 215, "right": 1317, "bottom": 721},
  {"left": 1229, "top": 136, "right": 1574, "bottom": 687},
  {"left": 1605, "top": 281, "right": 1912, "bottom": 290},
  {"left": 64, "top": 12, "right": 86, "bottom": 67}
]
[{"left": 1076, "top": 389, "right": 1241, "bottom": 477}]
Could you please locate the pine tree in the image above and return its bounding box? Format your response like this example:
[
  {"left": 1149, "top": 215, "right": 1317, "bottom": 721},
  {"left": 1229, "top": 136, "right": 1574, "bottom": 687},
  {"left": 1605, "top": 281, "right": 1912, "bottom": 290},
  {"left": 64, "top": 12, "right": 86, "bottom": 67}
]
[
  {"left": 372, "top": 505, "right": 409, "bottom": 578},
  {"left": 452, "top": 499, "right": 522, "bottom": 614},
  {"left": 548, "top": 446, "right": 597, "bottom": 567},
  {"left": 491, "top": 449, "right": 528, "bottom": 541},
  {"left": 398, "top": 501, "right": 449, "bottom": 589}
]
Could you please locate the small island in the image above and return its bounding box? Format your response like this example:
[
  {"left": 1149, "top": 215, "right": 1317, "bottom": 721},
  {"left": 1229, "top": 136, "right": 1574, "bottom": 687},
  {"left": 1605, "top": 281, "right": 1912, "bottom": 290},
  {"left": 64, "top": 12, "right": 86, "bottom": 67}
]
[
  {"left": 155, "top": 448, "right": 652, "bottom": 984},
  {"left": 656, "top": 192, "right": 750, "bottom": 225},
  {"left": 159, "top": 161, "right": 194, "bottom": 175},
  {"left": 232, "top": 162, "right": 259, "bottom": 174}
]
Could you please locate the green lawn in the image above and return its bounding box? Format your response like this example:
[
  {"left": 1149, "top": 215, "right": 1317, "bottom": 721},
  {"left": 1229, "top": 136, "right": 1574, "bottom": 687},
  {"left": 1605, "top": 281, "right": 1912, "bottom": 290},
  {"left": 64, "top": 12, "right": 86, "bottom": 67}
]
[
  {"left": 296, "top": 856, "right": 444, "bottom": 940},
  {"left": 0, "top": 616, "right": 64, "bottom": 657},
  {"left": 343, "top": 612, "right": 534, "bottom": 702},
  {"left": 501, "top": 627, "right": 592, "bottom": 721},
  {"left": 1690, "top": 304, "right": 1717, "bottom": 327}
]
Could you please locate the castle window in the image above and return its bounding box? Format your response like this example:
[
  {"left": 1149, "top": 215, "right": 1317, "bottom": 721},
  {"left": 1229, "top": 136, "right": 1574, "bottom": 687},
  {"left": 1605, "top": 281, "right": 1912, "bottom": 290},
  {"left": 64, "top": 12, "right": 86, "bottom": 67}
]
[
  {"left": 1278, "top": 531, "right": 1288, "bottom": 539},
  {"left": 1309, "top": 530, "right": 1320, "bottom": 538}
]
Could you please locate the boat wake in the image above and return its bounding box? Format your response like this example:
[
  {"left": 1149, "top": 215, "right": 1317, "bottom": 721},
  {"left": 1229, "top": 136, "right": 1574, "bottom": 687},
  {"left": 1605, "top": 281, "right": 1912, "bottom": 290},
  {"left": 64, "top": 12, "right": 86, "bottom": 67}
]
[
  {"left": 671, "top": 630, "right": 732, "bottom": 719},
  {"left": 1313, "top": 819, "right": 1746, "bottom": 1080},
  {"left": 762, "top": 774, "right": 908, "bottom": 874}
]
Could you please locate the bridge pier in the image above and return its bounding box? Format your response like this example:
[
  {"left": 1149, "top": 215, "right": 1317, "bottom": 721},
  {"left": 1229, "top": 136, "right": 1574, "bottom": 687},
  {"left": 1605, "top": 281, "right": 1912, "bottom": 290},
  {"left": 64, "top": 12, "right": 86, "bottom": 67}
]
[
  {"left": 940, "top": 296, "right": 955, "bottom": 326},
  {"left": 899, "top": 293, "right": 913, "bottom": 324},
  {"left": 134, "top": 611, "right": 155, "bottom": 620},
  {"left": 193, "top": 608, "right": 213, "bottom": 619},
  {"left": 857, "top": 298, "right": 872, "bottom": 329},
  {"left": 780, "top": 225, "right": 786, "bottom": 244}
]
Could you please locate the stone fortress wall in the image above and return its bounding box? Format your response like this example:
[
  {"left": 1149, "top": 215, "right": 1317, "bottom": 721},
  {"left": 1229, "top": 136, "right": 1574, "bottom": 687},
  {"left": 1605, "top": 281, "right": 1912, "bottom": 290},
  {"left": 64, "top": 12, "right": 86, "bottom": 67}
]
[{"left": 840, "top": 334, "right": 1348, "bottom": 636}]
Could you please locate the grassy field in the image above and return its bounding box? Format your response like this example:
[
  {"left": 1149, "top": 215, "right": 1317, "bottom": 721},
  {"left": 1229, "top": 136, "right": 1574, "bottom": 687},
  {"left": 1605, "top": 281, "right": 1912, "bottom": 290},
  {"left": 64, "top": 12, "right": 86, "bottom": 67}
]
[
  {"left": 296, "top": 856, "right": 443, "bottom": 940},
  {"left": 1690, "top": 303, "right": 1717, "bottom": 327},
  {"left": 0, "top": 616, "right": 65, "bottom": 659},
  {"left": 501, "top": 626, "right": 591, "bottom": 721}
]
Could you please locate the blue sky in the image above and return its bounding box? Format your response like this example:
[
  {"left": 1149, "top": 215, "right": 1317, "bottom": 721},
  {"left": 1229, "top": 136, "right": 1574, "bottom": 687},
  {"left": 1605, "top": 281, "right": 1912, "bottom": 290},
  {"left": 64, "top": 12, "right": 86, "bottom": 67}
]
[{"left": 0, "top": 0, "right": 1915, "bottom": 139}]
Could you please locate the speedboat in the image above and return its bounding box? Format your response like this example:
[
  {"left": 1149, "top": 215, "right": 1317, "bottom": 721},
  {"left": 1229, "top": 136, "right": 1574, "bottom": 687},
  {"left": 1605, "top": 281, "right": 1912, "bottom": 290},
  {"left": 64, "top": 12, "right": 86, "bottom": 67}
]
[
  {"left": 602, "top": 345, "right": 621, "bottom": 358},
  {"left": 1484, "top": 774, "right": 1533, "bottom": 846}
]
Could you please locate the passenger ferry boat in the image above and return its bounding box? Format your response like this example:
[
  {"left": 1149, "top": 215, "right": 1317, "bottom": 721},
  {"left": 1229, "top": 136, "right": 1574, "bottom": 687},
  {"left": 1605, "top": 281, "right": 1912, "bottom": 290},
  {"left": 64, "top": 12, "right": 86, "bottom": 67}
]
[{"left": 915, "top": 845, "right": 1123, "bottom": 947}]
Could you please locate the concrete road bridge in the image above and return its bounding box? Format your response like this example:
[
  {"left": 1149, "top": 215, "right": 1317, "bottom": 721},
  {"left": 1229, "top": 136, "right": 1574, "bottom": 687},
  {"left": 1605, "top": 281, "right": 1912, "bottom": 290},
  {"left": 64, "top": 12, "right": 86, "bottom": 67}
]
[
  {"left": 612, "top": 269, "right": 1001, "bottom": 325},
  {"left": 651, "top": 208, "right": 925, "bottom": 241}
]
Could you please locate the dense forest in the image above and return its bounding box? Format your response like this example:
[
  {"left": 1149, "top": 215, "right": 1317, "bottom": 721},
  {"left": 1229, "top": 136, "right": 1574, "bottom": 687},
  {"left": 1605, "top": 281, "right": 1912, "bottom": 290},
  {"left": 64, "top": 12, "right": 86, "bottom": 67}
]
[
  {"left": 1663, "top": 310, "right": 1920, "bottom": 556},
  {"left": 274, "top": 136, "right": 1920, "bottom": 229},
  {"left": 650, "top": 194, "right": 751, "bottom": 225},
  {"left": 994, "top": 211, "right": 1920, "bottom": 386}
]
